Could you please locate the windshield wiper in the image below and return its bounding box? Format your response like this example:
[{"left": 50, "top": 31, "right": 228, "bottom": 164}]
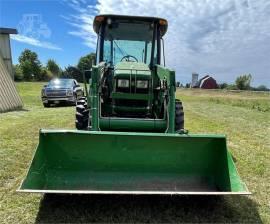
[
  {"left": 113, "top": 40, "right": 126, "bottom": 57},
  {"left": 108, "top": 34, "right": 127, "bottom": 57}
]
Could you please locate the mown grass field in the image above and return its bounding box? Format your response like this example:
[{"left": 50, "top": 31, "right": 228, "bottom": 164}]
[{"left": 0, "top": 82, "right": 269, "bottom": 223}]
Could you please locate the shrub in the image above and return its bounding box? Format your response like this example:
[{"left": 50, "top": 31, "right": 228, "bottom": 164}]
[
  {"left": 40, "top": 68, "right": 53, "bottom": 81},
  {"left": 14, "top": 64, "right": 24, "bottom": 81},
  {"left": 235, "top": 74, "right": 252, "bottom": 90},
  {"left": 219, "top": 83, "right": 228, "bottom": 89},
  {"left": 226, "top": 84, "right": 238, "bottom": 90}
]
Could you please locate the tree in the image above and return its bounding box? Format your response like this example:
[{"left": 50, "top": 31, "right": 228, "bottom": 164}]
[
  {"left": 40, "top": 67, "right": 53, "bottom": 81},
  {"left": 255, "top": 85, "right": 269, "bottom": 91},
  {"left": 235, "top": 74, "right": 252, "bottom": 90},
  {"left": 46, "top": 59, "right": 60, "bottom": 77},
  {"left": 77, "top": 53, "right": 95, "bottom": 72},
  {"left": 176, "top": 81, "right": 180, "bottom": 87},
  {"left": 219, "top": 82, "right": 228, "bottom": 89},
  {"left": 61, "top": 66, "right": 82, "bottom": 81},
  {"left": 18, "top": 49, "right": 42, "bottom": 81}
]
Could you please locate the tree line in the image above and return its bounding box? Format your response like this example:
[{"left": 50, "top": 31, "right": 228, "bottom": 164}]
[
  {"left": 15, "top": 49, "right": 268, "bottom": 91},
  {"left": 176, "top": 74, "right": 269, "bottom": 91},
  {"left": 218, "top": 74, "right": 269, "bottom": 91},
  {"left": 14, "top": 49, "right": 95, "bottom": 82}
]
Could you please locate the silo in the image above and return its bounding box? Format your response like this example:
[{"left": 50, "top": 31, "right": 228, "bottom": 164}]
[{"left": 191, "top": 73, "right": 199, "bottom": 87}]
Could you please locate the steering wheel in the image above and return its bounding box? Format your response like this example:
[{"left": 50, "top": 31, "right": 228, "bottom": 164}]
[{"left": 120, "top": 55, "right": 138, "bottom": 62}]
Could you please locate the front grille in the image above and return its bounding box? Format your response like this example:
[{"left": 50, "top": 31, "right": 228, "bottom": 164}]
[
  {"left": 46, "top": 89, "right": 67, "bottom": 97},
  {"left": 115, "top": 99, "right": 148, "bottom": 107},
  {"left": 114, "top": 99, "right": 149, "bottom": 118}
]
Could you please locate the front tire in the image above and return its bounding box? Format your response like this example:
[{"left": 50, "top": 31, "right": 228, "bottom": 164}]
[
  {"left": 75, "top": 97, "right": 90, "bottom": 130},
  {"left": 43, "top": 102, "right": 50, "bottom": 108},
  {"left": 175, "top": 99, "right": 184, "bottom": 131}
]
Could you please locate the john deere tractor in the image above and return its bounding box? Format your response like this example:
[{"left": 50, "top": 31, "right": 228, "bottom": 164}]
[
  {"left": 19, "top": 15, "right": 249, "bottom": 195},
  {"left": 75, "top": 15, "right": 183, "bottom": 133}
]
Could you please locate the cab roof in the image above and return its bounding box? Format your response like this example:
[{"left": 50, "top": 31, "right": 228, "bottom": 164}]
[{"left": 93, "top": 14, "right": 168, "bottom": 37}]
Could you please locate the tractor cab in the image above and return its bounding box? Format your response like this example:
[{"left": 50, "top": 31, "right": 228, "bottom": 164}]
[{"left": 93, "top": 15, "right": 167, "bottom": 118}]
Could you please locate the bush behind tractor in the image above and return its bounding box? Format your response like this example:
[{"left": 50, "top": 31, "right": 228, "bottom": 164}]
[{"left": 19, "top": 15, "right": 249, "bottom": 195}]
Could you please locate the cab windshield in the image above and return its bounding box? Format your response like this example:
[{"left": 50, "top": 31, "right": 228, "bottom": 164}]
[
  {"left": 102, "top": 20, "right": 156, "bottom": 66},
  {"left": 48, "top": 79, "right": 73, "bottom": 88}
]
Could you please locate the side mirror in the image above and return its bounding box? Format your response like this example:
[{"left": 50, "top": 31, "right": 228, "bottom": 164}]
[{"left": 75, "top": 84, "right": 80, "bottom": 87}]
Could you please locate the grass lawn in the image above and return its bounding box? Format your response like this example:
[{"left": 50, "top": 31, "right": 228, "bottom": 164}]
[{"left": 0, "top": 82, "right": 269, "bottom": 223}]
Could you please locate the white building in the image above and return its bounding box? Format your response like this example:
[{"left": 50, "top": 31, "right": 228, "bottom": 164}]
[{"left": 0, "top": 28, "right": 23, "bottom": 112}]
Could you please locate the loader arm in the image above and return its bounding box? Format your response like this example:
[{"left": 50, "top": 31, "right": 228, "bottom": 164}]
[
  {"left": 155, "top": 65, "right": 176, "bottom": 133},
  {"left": 89, "top": 62, "right": 105, "bottom": 131}
]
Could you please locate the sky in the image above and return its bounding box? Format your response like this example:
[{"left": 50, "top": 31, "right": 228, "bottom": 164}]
[{"left": 0, "top": 0, "right": 269, "bottom": 87}]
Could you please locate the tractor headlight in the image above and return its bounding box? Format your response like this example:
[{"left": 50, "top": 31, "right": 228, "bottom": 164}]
[
  {"left": 66, "top": 89, "right": 74, "bottom": 96},
  {"left": 136, "top": 80, "right": 148, "bottom": 89},
  {"left": 117, "top": 79, "right": 129, "bottom": 88}
]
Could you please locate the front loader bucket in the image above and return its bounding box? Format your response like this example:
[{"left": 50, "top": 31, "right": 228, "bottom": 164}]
[{"left": 19, "top": 130, "right": 249, "bottom": 195}]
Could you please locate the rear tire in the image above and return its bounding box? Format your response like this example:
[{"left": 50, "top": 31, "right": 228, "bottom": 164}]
[
  {"left": 75, "top": 97, "right": 90, "bottom": 130},
  {"left": 175, "top": 99, "right": 184, "bottom": 131}
]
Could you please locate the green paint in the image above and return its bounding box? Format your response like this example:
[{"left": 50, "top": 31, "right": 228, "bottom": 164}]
[
  {"left": 99, "top": 118, "right": 166, "bottom": 131},
  {"left": 112, "top": 92, "right": 151, "bottom": 100},
  {"left": 115, "top": 62, "right": 151, "bottom": 78},
  {"left": 155, "top": 65, "right": 176, "bottom": 132},
  {"left": 90, "top": 64, "right": 103, "bottom": 131},
  {"left": 19, "top": 130, "right": 248, "bottom": 193}
]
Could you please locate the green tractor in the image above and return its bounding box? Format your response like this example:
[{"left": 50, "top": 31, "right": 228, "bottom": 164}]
[
  {"left": 75, "top": 15, "right": 183, "bottom": 133},
  {"left": 19, "top": 15, "right": 249, "bottom": 195}
]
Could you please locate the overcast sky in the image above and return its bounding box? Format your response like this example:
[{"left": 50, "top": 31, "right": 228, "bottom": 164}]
[{"left": 1, "top": 0, "right": 269, "bottom": 87}]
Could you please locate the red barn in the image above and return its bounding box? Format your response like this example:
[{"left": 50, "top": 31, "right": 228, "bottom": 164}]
[{"left": 198, "top": 75, "right": 218, "bottom": 89}]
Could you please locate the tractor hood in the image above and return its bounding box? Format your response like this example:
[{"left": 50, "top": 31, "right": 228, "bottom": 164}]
[{"left": 114, "top": 62, "right": 151, "bottom": 79}]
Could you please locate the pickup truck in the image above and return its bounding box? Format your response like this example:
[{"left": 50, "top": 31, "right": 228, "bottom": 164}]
[{"left": 41, "top": 78, "right": 84, "bottom": 107}]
